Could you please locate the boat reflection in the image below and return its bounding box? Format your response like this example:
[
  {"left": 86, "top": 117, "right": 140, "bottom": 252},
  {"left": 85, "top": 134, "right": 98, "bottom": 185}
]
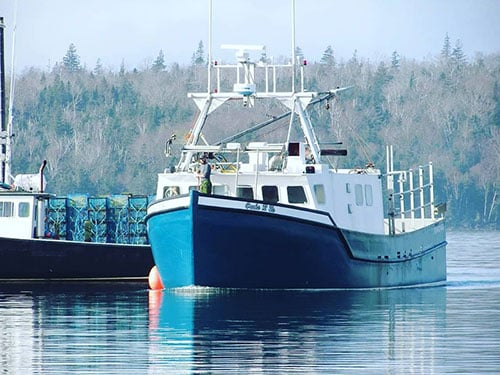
[
  {"left": 148, "top": 287, "right": 447, "bottom": 373},
  {"left": 0, "top": 282, "right": 150, "bottom": 374}
]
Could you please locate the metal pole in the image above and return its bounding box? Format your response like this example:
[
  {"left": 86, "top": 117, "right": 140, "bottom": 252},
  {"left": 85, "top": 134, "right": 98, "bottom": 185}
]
[
  {"left": 207, "top": 0, "right": 212, "bottom": 94},
  {"left": 429, "top": 162, "right": 435, "bottom": 219},
  {"left": 419, "top": 166, "right": 425, "bottom": 218},
  {"left": 0, "top": 17, "right": 6, "bottom": 184},
  {"left": 291, "top": 0, "right": 296, "bottom": 93},
  {"left": 399, "top": 174, "right": 405, "bottom": 219},
  {"left": 409, "top": 169, "right": 415, "bottom": 219}
]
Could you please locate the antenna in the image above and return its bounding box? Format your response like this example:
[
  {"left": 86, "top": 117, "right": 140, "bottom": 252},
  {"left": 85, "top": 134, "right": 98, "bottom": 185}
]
[{"left": 220, "top": 44, "right": 265, "bottom": 63}]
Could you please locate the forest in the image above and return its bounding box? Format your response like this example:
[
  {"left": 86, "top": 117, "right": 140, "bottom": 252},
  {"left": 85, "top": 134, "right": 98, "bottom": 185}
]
[{"left": 5, "top": 37, "right": 500, "bottom": 229}]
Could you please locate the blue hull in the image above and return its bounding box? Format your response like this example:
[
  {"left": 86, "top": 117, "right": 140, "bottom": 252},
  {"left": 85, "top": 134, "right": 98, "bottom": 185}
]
[{"left": 146, "top": 191, "right": 446, "bottom": 289}]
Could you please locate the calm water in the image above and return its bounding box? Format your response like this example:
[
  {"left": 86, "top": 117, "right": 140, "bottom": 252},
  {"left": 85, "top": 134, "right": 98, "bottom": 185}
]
[{"left": 1, "top": 231, "right": 499, "bottom": 374}]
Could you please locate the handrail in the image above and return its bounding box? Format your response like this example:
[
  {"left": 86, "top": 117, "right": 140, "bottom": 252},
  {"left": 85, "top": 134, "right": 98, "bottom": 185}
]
[{"left": 385, "top": 158, "right": 435, "bottom": 221}]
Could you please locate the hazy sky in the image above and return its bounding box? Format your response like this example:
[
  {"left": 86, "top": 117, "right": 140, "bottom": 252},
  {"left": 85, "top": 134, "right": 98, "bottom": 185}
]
[{"left": 2, "top": 0, "right": 500, "bottom": 72}]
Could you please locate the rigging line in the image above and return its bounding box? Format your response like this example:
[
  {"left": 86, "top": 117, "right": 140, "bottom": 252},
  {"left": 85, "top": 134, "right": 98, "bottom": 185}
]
[
  {"left": 215, "top": 110, "right": 291, "bottom": 145},
  {"left": 214, "top": 92, "right": 336, "bottom": 145},
  {"left": 347, "top": 122, "right": 374, "bottom": 164}
]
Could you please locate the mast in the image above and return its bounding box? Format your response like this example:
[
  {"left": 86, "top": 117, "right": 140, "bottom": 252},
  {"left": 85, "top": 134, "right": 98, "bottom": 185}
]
[
  {"left": 0, "top": 17, "right": 7, "bottom": 184},
  {"left": 174, "top": 0, "right": 348, "bottom": 172},
  {"left": 0, "top": 2, "right": 18, "bottom": 185},
  {"left": 291, "top": 0, "right": 296, "bottom": 93},
  {"left": 6, "top": 5, "right": 17, "bottom": 184},
  {"left": 207, "top": 0, "right": 212, "bottom": 94}
]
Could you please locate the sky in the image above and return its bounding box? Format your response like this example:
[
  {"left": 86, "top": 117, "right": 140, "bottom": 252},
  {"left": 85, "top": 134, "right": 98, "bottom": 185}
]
[{"left": 2, "top": 0, "right": 500, "bottom": 72}]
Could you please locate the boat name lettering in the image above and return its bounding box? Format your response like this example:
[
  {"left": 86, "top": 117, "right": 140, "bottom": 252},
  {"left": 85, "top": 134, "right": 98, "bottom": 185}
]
[{"left": 245, "top": 202, "right": 275, "bottom": 213}]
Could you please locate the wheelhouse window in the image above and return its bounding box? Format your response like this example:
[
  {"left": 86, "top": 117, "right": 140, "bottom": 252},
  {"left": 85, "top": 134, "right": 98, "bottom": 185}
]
[
  {"left": 365, "top": 184, "right": 373, "bottom": 206},
  {"left": 262, "top": 186, "right": 279, "bottom": 203},
  {"left": 212, "top": 185, "right": 228, "bottom": 195},
  {"left": 18, "top": 202, "right": 31, "bottom": 218},
  {"left": 287, "top": 186, "right": 307, "bottom": 204},
  {"left": 355, "top": 184, "right": 364, "bottom": 206},
  {"left": 0, "top": 201, "right": 14, "bottom": 217},
  {"left": 313, "top": 184, "right": 326, "bottom": 204},
  {"left": 163, "top": 186, "right": 180, "bottom": 198},
  {"left": 237, "top": 186, "right": 254, "bottom": 200}
]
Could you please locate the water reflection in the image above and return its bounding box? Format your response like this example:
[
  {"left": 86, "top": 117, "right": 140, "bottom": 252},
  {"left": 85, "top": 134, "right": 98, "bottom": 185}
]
[
  {"left": 148, "top": 287, "right": 447, "bottom": 374},
  {"left": 0, "top": 283, "right": 149, "bottom": 374}
]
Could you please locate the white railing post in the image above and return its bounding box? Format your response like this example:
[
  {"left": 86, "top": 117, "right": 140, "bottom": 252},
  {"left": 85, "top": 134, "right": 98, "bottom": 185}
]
[
  {"left": 429, "top": 162, "right": 435, "bottom": 219},
  {"left": 409, "top": 169, "right": 415, "bottom": 219},
  {"left": 419, "top": 166, "right": 425, "bottom": 218},
  {"left": 399, "top": 173, "right": 405, "bottom": 219}
]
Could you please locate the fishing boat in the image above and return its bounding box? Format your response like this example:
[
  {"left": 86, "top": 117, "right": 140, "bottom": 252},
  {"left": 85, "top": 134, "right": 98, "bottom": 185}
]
[
  {"left": 0, "top": 186, "right": 154, "bottom": 281},
  {"left": 0, "top": 17, "right": 153, "bottom": 281},
  {"left": 145, "top": 4, "right": 447, "bottom": 289}
]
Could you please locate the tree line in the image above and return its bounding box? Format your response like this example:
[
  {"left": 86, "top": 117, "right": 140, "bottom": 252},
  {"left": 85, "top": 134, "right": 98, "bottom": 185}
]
[{"left": 7, "top": 37, "right": 500, "bottom": 228}]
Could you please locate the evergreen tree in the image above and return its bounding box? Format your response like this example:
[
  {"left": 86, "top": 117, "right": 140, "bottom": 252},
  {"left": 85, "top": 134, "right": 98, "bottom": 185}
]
[
  {"left": 409, "top": 71, "right": 416, "bottom": 89},
  {"left": 391, "top": 51, "right": 400, "bottom": 70},
  {"left": 492, "top": 82, "right": 500, "bottom": 128},
  {"left": 451, "top": 39, "right": 467, "bottom": 68},
  {"left": 62, "top": 43, "right": 81, "bottom": 72},
  {"left": 320, "top": 45, "right": 335, "bottom": 66},
  {"left": 192, "top": 41, "right": 205, "bottom": 65},
  {"left": 152, "top": 49, "right": 166, "bottom": 71},
  {"left": 349, "top": 49, "right": 359, "bottom": 65},
  {"left": 93, "top": 58, "right": 104, "bottom": 75},
  {"left": 441, "top": 33, "right": 451, "bottom": 61},
  {"left": 119, "top": 59, "right": 126, "bottom": 76}
]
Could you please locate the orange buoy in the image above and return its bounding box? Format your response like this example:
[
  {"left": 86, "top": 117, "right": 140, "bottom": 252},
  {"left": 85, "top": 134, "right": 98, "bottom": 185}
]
[{"left": 148, "top": 265, "right": 164, "bottom": 290}]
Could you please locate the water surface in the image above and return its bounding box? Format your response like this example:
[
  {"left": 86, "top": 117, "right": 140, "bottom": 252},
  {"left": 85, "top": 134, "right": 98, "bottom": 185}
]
[{"left": 1, "top": 231, "right": 499, "bottom": 374}]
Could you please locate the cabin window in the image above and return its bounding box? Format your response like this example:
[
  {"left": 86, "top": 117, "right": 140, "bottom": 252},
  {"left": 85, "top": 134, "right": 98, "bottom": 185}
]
[
  {"left": 365, "top": 184, "right": 373, "bottom": 206},
  {"left": 237, "top": 186, "right": 254, "bottom": 200},
  {"left": 0, "top": 201, "right": 14, "bottom": 217},
  {"left": 313, "top": 184, "right": 326, "bottom": 204},
  {"left": 287, "top": 186, "right": 307, "bottom": 204},
  {"left": 18, "top": 202, "right": 31, "bottom": 218},
  {"left": 213, "top": 185, "right": 228, "bottom": 195},
  {"left": 288, "top": 142, "right": 300, "bottom": 156},
  {"left": 163, "top": 186, "right": 180, "bottom": 198},
  {"left": 355, "top": 184, "right": 364, "bottom": 206},
  {"left": 345, "top": 183, "right": 351, "bottom": 193},
  {"left": 262, "top": 186, "right": 279, "bottom": 203}
]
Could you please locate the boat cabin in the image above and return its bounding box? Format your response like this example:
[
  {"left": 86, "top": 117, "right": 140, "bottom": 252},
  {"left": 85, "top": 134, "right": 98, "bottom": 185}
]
[
  {"left": 0, "top": 191, "right": 50, "bottom": 239},
  {"left": 156, "top": 141, "right": 387, "bottom": 235}
]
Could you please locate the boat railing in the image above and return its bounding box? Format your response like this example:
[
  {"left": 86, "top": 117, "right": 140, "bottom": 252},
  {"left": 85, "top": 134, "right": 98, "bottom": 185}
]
[
  {"left": 387, "top": 163, "right": 435, "bottom": 219},
  {"left": 183, "top": 142, "right": 287, "bottom": 173},
  {"left": 385, "top": 162, "right": 440, "bottom": 234},
  {"left": 211, "top": 55, "right": 303, "bottom": 97}
]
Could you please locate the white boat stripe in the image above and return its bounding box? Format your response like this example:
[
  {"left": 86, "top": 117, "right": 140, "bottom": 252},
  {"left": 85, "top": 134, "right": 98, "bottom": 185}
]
[
  {"left": 198, "top": 196, "right": 333, "bottom": 226},
  {"left": 148, "top": 195, "right": 334, "bottom": 227},
  {"left": 147, "top": 196, "right": 190, "bottom": 216}
]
